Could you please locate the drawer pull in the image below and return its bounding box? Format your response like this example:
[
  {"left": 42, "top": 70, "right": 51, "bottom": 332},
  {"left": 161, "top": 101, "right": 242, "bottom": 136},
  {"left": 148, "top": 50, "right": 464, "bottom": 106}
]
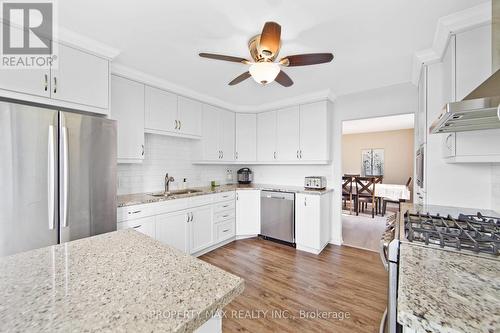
[
  {"left": 132, "top": 225, "right": 142, "bottom": 229},
  {"left": 129, "top": 210, "right": 141, "bottom": 215},
  {"left": 222, "top": 215, "right": 229, "bottom": 218},
  {"left": 222, "top": 229, "right": 230, "bottom": 233},
  {"left": 222, "top": 205, "right": 229, "bottom": 208}
]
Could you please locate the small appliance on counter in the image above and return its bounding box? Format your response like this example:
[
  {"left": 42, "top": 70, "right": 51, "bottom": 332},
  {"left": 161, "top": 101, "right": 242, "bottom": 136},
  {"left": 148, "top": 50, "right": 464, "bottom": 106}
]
[
  {"left": 237, "top": 168, "right": 253, "bottom": 184},
  {"left": 304, "top": 176, "right": 327, "bottom": 190}
]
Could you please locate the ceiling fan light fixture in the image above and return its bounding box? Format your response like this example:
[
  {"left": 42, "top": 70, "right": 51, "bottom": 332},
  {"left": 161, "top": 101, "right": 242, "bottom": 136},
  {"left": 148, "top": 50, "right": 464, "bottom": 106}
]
[{"left": 249, "top": 62, "right": 280, "bottom": 85}]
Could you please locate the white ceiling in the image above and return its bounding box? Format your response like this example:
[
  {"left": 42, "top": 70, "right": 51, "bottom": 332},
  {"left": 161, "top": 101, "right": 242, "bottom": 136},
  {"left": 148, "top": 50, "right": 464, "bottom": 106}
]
[
  {"left": 342, "top": 113, "right": 415, "bottom": 134},
  {"left": 59, "top": 0, "right": 487, "bottom": 106}
]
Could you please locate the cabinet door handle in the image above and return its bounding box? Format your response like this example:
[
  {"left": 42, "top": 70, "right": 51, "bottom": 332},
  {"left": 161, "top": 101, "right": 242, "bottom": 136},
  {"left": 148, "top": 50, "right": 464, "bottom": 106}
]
[
  {"left": 141, "top": 144, "right": 144, "bottom": 156},
  {"left": 221, "top": 151, "right": 224, "bottom": 159},
  {"left": 273, "top": 151, "right": 277, "bottom": 159},
  {"left": 44, "top": 74, "right": 48, "bottom": 91},
  {"left": 190, "top": 212, "right": 194, "bottom": 222},
  {"left": 235, "top": 152, "right": 238, "bottom": 160},
  {"left": 296, "top": 150, "right": 299, "bottom": 159},
  {"left": 304, "top": 197, "right": 307, "bottom": 206},
  {"left": 222, "top": 229, "right": 229, "bottom": 233},
  {"left": 132, "top": 225, "right": 142, "bottom": 229},
  {"left": 53, "top": 77, "right": 57, "bottom": 93},
  {"left": 300, "top": 150, "right": 302, "bottom": 159},
  {"left": 236, "top": 193, "right": 239, "bottom": 200},
  {"left": 222, "top": 214, "right": 229, "bottom": 218},
  {"left": 128, "top": 210, "right": 141, "bottom": 215},
  {"left": 179, "top": 120, "right": 182, "bottom": 130}
]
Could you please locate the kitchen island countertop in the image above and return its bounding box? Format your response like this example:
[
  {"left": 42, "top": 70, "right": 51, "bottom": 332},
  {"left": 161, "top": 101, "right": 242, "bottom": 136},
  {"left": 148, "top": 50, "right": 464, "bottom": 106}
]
[{"left": 0, "top": 229, "right": 244, "bottom": 332}]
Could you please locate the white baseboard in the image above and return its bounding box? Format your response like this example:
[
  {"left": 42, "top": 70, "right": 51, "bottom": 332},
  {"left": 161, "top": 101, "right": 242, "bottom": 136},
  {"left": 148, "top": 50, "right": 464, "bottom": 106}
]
[{"left": 192, "top": 237, "right": 235, "bottom": 257}]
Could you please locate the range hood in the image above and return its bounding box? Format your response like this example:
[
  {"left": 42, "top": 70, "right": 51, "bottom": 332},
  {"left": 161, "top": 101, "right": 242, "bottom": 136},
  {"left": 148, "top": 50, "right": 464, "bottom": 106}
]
[{"left": 430, "top": 0, "right": 500, "bottom": 134}]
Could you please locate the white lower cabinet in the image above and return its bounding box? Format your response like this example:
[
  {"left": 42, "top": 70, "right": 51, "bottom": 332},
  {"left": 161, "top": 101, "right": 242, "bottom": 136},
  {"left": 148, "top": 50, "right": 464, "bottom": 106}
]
[
  {"left": 295, "top": 193, "right": 331, "bottom": 255},
  {"left": 156, "top": 211, "right": 189, "bottom": 253},
  {"left": 235, "top": 190, "right": 261, "bottom": 237},
  {"left": 189, "top": 206, "right": 213, "bottom": 254},
  {"left": 117, "top": 216, "right": 156, "bottom": 239},
  {"left": 117, "top": 192, "right": 236, "bottom": 256}
]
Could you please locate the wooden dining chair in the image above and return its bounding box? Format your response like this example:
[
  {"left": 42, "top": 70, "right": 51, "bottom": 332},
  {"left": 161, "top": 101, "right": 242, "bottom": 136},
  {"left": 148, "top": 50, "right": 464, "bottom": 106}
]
[
  {"left": 354, "top": 176, "right": 377, "bottom": 218},
  {"left": 342, "top": 176, "right": 355, "bottom": 213},
  {"left": 382, "top": 177, "right": 412, "bottom": 216}
]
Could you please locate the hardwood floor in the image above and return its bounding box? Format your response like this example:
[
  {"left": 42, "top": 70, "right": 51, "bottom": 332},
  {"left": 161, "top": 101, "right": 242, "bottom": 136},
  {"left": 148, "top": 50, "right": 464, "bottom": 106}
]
[{"left": 200, "top": 238, "right": 387, "bottom": 333}]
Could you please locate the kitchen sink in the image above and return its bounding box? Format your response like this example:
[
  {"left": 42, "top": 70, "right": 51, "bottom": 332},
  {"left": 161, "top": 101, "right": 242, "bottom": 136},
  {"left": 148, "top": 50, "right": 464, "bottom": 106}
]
[{"left": 150, "top": 189, "right": 203, "bottom": 197}]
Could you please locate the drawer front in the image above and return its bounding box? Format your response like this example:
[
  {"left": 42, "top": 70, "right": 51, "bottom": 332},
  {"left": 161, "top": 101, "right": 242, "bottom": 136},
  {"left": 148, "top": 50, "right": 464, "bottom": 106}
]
[
  {"left": 117, "top": 204, "right": 156, "bottom": 222},
  {"left": 189, "top": 194, "right": 214, "bottom": 207},
  {"left": 155, "top": 198, "right": 189, "bottom": 215},
  {"left": 215, "top": 219, "right": 235, "bottom": 242},
  {"left": 214, "top": 209, "right": 235, "bottom": 223},
  {"left": 117, "top": 216, "right": 155, "bottom": 238},
  {"left": 213, "top": 191, "right": 235, "bottom": 203},
  {"left": 213, "top": 200, "right": 235, "bottom": 213}
]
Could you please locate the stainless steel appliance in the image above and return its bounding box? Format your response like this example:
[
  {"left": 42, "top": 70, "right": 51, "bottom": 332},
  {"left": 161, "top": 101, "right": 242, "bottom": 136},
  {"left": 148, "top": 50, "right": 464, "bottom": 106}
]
[
  {"left": 430, "top": 0, "right": 500, "bottom": 134},
  {"left": 304, "top": 176, "right": 327, "bottom": 190},
  {"left": 379, "top": 207, "right": 500, "bottom": 332},
  {"left": 237, "top": 167, "right": 253, "bottom": 184},
  {"left": 260, "top": 190, "right": 295, "bottom": 245},
  {"left": 415, "top": 145, "right": 424, "bottom": 188},
  {"left": 0, "top": 101, "right": 117, "bottom": 257}
]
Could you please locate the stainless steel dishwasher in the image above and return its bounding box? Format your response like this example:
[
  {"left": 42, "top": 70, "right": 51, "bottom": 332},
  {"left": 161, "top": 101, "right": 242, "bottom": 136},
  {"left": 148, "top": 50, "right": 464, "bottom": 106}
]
[{"left": 260, "top": 190, "right": 295, "bottom": 245}]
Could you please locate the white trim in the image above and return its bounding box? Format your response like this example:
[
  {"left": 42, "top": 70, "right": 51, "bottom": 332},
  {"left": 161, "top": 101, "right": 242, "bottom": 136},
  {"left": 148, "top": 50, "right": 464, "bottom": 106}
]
[
  {"left": 144, "top": 128, "right": 201, "bottom": 140},
  {"left": 411, "top": 2, "right": 491, "bottom": 85},
  {"left": 111, "top": 63, "right": 335, "bottom": 113},
  {"left": 192, "top": 237, "right": 235, "bottom": 257},
  {"left": 58, "top": 28, "right": 121, "bottom": 60},
  {"left": 296, "top": 243, "right": 327, "bottom": 255}
]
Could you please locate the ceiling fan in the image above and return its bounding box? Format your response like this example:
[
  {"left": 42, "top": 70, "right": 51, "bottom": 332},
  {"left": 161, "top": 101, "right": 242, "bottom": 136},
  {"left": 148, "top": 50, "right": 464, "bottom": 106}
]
[{"left": 199, "top": 22, "right": 334, "bottom": 87}]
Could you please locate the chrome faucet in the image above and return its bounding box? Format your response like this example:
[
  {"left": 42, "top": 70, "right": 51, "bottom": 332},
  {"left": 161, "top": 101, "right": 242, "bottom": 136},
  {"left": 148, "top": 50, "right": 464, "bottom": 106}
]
[{"left": 165, "top": 173, "right": 175, "bottom": 193}]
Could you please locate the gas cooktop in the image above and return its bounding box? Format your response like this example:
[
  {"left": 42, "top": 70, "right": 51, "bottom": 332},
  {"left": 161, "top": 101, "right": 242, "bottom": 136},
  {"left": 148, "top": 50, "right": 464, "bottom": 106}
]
[{"left": 404, "top": 212, "right": 500, "bottom": 256}]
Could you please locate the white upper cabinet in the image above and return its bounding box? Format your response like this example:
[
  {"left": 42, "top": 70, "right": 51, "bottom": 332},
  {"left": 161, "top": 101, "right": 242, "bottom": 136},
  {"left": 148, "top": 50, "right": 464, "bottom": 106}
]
[
  {"left": 111, "top": 75, "right": 145, "bottom": 163},
  {"left": 219, "top": 110, "right": 235, "bottom": 161},
  {"left": 178, "top": 96, "right": 202, "bottom": 137},
  {"left": 202, "top": 104, "right": 221, "bottom": 161},
  {"left": 0, "top": 68, "right": 50, "bottom": 98},
  {"left": 299, "top": 101, "right": 330, "bottom": 161},
  {"left": 0, "top": 42, "right": 110, "bottom": 114},
  {"left": 145, "top": 86, "right": 178, "bottom": 133},
  {"left": 145, "top": 87, "right": 201, "bottom": 138},
  {"left": 52, "top": 44, "right": 109, "bottom": 109},
  {"left": 276, "top": 106, "right": 300, "bottom": 161},
  {"left": 257, "top": 111, "right": 277, "bottom": 161},
  {"left": 201, "top": 105, "right": 235, "bottom": 161},
  {"left": 455, "top": 24, "right": 491, "bottom": 101},
  {"left": 235, "top": 113, "right": 257, "bottom": 161}
]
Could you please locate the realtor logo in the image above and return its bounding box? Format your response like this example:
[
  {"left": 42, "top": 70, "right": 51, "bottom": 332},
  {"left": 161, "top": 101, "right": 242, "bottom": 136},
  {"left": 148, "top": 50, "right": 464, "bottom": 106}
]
[{"left": 1, "top": 0, "right": 57, "bottom": 68}]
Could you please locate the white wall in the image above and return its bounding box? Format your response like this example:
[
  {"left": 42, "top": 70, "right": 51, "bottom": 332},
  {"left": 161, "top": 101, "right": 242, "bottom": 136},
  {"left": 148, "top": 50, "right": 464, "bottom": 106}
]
[
  {"left": 493, "top": 165, "right": 500, "bottom": 213},
  {"left": 117, "top": 134, "right": 235, "bottom": 195}
]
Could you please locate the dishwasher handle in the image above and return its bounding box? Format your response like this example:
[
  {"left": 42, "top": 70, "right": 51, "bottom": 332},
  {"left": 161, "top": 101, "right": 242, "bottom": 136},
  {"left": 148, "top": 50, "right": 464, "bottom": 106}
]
[{"left": 261, "top": 190, "right": 295, "bottom": 201}]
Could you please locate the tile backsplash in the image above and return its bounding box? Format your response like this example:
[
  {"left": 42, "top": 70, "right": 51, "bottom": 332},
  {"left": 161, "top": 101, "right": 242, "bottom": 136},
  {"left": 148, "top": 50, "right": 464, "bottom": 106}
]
[{"left": 117, "top": 134, "right": 236, "bottom": 195}]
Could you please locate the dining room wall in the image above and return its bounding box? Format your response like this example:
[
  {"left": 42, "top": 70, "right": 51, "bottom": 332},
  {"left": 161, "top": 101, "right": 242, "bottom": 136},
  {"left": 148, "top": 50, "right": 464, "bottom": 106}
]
[{"left": 342, "top": 129, "right": 414, "bottom": 185}]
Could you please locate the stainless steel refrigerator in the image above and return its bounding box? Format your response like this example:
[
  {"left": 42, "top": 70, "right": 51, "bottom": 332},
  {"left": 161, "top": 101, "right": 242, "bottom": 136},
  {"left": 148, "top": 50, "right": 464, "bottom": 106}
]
[{"left": 0, "top": 101, "right": 117, "bottom": 257}]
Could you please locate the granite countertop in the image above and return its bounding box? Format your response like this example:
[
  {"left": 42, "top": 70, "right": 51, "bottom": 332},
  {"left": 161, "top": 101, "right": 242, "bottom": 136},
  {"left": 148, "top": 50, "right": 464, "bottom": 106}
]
[
  {"left": 118, "top": 183, "right": 333, "bottom": 207},
  {"left": 0, "top": 230, "right": 244, "bottom": 332},
  {"left": 397, "top": 242, "right": 500, "bottom": 333}
]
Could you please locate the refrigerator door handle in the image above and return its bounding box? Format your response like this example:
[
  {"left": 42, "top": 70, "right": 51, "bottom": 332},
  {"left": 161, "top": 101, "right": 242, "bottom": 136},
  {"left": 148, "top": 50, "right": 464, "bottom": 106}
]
[
  {"left": 48, "top": 125, "right": 55, "bottom": 230},
  {"left": 60, "top": 125, "right": 69, "bottom": 228}
]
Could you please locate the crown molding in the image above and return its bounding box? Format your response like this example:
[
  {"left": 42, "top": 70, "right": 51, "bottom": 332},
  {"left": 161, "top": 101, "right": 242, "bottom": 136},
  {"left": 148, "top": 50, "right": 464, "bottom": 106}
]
[
  {"left": 411, "top": 1, "right": 491, "bottom": 85},
  {"left": 111, "top": 63, "right": 335, "bottom": 113},
  {"left": 58, "top": 28, "right": 121, "bottom": 60}
]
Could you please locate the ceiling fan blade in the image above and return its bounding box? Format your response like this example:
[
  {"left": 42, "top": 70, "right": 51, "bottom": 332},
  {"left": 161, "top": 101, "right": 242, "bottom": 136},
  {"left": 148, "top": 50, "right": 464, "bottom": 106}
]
[
  {"left": 199, "top": 53, "right": 250, "bottom": 64},
  {"left": 275, "top": 70, "right": 293, "bottom": 87},
  {"left": 280, "top": 53, "right": 334, "bottom": 67},
  {"left": 229, "top": 71, "right": 251, "bottom": 85},
  {"left": 259, "top": 22, "right": 281, "bottom": 58}
]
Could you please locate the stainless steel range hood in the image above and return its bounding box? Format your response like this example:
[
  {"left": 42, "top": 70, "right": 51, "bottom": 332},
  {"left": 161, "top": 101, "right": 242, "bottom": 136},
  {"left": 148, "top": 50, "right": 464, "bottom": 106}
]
[{"left": 430, "top": 0, "right": 500, "bottom": 134}]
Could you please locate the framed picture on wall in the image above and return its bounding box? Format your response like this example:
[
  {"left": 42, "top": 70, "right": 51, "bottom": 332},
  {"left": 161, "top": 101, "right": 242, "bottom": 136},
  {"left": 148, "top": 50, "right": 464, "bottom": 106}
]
[{"left": 361, "top": 149, "right": 384, "bottom": 176}]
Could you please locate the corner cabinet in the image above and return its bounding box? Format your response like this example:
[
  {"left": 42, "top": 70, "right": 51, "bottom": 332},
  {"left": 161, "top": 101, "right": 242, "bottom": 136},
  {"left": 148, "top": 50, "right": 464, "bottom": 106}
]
[
  {"left": 111, "top": 75, "right": 145, "bottom": 163},
  {"left": 235, "top": 113, "right": 257, "bottom": 161},
  {"left": 256, "top": 101, "right": 331, "bottom": 163},
  {"left": 0, "top": 43, "right": 110, "bottom": 114}
]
